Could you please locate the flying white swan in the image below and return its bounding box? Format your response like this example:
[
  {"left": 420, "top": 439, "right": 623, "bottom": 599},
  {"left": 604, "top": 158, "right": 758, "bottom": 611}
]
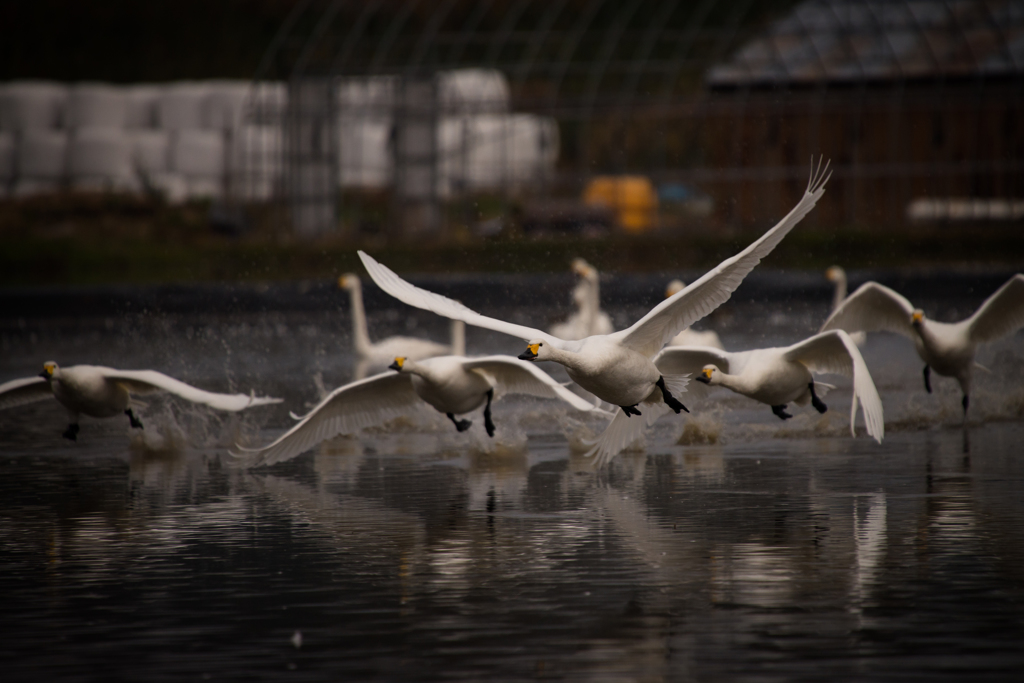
[
  {"left": 357, "top": 159, "right": 831, "bottom": 465},
  {"left": 340, "top": 273, "right": 465, "bottom": 379},
  {"left": 550, "top": 258, "right": 614, "bottom": 339},
  {"left": 820, "top": 273, "right": 1024, "bottom": 415},
  {"left": 0, "top": 362, "right": 282, "bottom": 441},
  {"left": 654, "top": 330, "right": 884, "bottom": 442},
  {"left": 825, "top": 266, "right": 865, "bottom": 346},
  {"left": 234, "top": 355, "right": 608, "bottom": 467},
  {"left": 664, "top": 279, "right": 725, "bottom": 349}
]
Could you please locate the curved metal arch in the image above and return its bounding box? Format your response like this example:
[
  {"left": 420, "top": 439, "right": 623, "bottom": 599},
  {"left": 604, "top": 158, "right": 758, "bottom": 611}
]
[
  {"left": 405, "top": 0, "right": 462, "bottom": 76},
  {"left": 654, "top": 0, "right": 718, "bottom": 103},
  {"left": 578, "top": 0, "right": 646, "bottom": 120},
  {"left": 615, "top": 0, "right": 686, "bottom": 109},
  {"left": 510, "top": 0, "right": 573, "bottom": 93},
  {"left": 368, "top": 0, "right": 426, "bottom": 75},
  {"left": 483, "top": 0, "right": 534, "bottom": 68},
  {"left": 291, "top": 0, "right": 347, "bottom": 79},
  {"left": 252, "top": 0, "right": 318, "bottom": 84},
  {"left": 445, "top": 0, "right": 502, "bottom": 67},
  {"left": 328, "top": 0, "right": 387, "bottom": 77},
  {"left": 547, "top": 0, "right": 613, "bottom": 106}
]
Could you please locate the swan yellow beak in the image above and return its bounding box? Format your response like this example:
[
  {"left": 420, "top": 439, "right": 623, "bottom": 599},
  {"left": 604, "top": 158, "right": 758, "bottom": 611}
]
[
  {"left": 518, "top": 343, "right": 539, "bottom": 360},
  {"left": 338, "top": 274, "right": 354, "bottom": 289},
  {"left": 911, "top": 311, "right": 923, "bottom": 324},
  {"left": 696, "top": 368, "right": 713, "bottom": 384},
  {"left": 389, "top": 357, "right": 406, "bottom": 371},
  {"left": 39, "top": 362, "right": 55, "bottom": 378}
]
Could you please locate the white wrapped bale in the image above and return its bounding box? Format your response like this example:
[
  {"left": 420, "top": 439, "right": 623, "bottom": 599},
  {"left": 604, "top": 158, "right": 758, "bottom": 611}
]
[
  {"left": 13, "top": 129, "right": 67, "bottom": 195},
  {"left": 125, "top": 85, "right": 161, "bottom": 129},
  {"left": 130, "top": 129, "right": 170, "bottom": 176},
  {"left": 438, "top": 69, "right": 509, "bottom": 115},
  {"left": 67, "top": 83, "right": 128, "bottom": 129},
  {"left": 230, "top": 124, "right": 282, "bottom": 199},
  {"left": 338, "top": 76, "right": 396, "bottom": 117},
  {"left": 170, "top": 129, "right": 224, "bottom": 176},
  {"left": 437, "top": 113, "right": 559, "bottom": 196},
  {"left": 339, "top": 118, "right": 392, "bottom": 189},
  {"left": 0, "top": 81, "right": 68, "bottom": 131},
  {"left": 170, "top": 129, "right": 224, "bottom": 199},
  {"left": 68, "top": 127, "right": 138, "bottom": 191},
  {"left": 157, "top": 82, "right": 210, "bottom": 131},
  {"left": 247, "top": 81, "right": 287, "bottom": 125},
  {"left": 204, "top": 80, "right": 251, "bottom": 130}
]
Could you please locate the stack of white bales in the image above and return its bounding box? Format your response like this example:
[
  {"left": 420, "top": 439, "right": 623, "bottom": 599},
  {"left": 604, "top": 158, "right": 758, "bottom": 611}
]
[
  {"left": 0, "top": 79, "right": 285, "bottom": 202},
  {"left": 0, "top": 81, "right": 69, "bottom": 197}
]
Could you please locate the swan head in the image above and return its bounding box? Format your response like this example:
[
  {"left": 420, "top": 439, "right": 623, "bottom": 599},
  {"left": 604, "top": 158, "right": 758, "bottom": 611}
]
[
  {"left": 388, "top": 357, "right": 406, "bottom": 372},
  {"left": 695, "top": 365, "right": 721, "bottom": 386},
  {"left": 825, "top": 266, "right": 845, "bottom": 283},
  {"left": 39, "top": 361, "right": 60, "bottom": 380},
  {"left": 571, "top": 258, "right": 597, "bottom": 281},
  {"left": 910, "top": 309, "right": 926, "bottom": 327},
  {"left": 665, "top": 279, "right": 686, "bottom": 298},
  {"left": 517, "top": 341, "right": 548, "bottom": 362},
  {"left": 338, "top": 273, "right": 360, "bottom": 291}
]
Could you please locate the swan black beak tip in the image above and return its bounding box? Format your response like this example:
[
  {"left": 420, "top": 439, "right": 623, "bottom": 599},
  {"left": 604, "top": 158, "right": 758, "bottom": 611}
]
[
  {"left": 517, "top": 350, "right": 537, "bottom": 361},
  {"left": 388, "top": 361, "right": 401, "bottom": 371},
  {"left": 695, "top": 376, "right": 710, "bottom": 385}
]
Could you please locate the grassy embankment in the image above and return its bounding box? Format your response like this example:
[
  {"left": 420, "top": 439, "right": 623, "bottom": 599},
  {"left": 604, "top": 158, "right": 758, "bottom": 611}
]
[{"left": 1, "top": 193, "right": 1022, "bottom": 286}]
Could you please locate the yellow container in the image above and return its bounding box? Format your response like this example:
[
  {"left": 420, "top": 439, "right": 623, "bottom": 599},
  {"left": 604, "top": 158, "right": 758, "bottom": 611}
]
[{"left": 582, "top": 175, "right": 658, "bottom": 233}]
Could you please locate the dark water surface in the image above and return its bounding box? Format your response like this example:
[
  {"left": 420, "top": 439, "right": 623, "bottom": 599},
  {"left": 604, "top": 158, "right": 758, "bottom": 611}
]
[{"left": 2, "top": 269, "right": 1023, "bottom": 681}]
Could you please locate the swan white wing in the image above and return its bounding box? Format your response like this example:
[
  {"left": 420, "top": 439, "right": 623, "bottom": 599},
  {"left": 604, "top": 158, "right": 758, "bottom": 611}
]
[
  {"left": 584, "top": 375, "right": 689, "bottom": 467},
  {"left": 101, "top": 370, "right": 283, "bottom": 411},
  {"left": 966, "top": 273, "right": 1024, "bottom": 344},
  {"left": 784, "top": 330, "right": 884, "bottom": 443},
  {"left": 358, "top": 251, "right": 567, "bottom": 347},
  {"left": 234, "top": 372, "right": 420, "bottom": 467},
  {"left": 461, "top": 356, "right": 609, "bottom": 413},
  {"left": 819, "top": 282, "right": 916, "bottom": 339},
  {"left": 653, "top": 346, "right": 733, "bottom": 400},
  {"left": 615, "top": 159, "right": 831, "bottom": 357},
  {"left": 0, "top": 376, "right": 53, "bottom": 410}
]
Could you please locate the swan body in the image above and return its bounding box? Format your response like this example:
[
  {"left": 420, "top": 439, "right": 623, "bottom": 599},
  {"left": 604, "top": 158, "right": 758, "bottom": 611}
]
[
  {"left": 820, "top": 274, "right": 1024, "bottom": 414},
  {"left": 664, "top": 279, "right": 725, "bottom": 349},
  {"left": 0, "top": 362, "right": 281, "bottom": 441},
  {"left": 358, "top": 159, "right": 831, "bottom": 464},
  {"left": 235, "top": 355, "right": 606, "bottom": 467},
  {"left": 549, "top": 258, "right": 614, "bottom": 339},
  {"left": 340, "top": 273, "right": 464, "bottom": 378},
  {"left": 655, "top": 330, "right": 884, "bottom": 442}
]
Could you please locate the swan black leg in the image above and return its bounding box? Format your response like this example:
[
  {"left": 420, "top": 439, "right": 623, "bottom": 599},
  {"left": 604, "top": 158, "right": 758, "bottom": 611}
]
[
  {"left": 656, "top": 376, "right": 689, "bottom": 414},
  {"left": 62, "top": 423, "right": 80, "bottom": 441},
  {"left": 809, "top": 383, "right": 828, "bottom": 414},
  {"left": 125, "top": 408, "right": 144, "bottom": 429},
  {"left": 772, "top": 405, "right": 793, "bottom": 420},
  {"left": 923, "top": 365, "right": 932, "bottom": 394},
  {"left": 447, "top": 413, "right": 472, "bottom": 432},
  {"left": 483, "top": 389, "right": 496, "bottom": 437},
  {"left": 962, "top": 394, "right": 969, "bottom": 415},
  {"left": 620, "top": 404, "right": 643, "bottom": 417}
]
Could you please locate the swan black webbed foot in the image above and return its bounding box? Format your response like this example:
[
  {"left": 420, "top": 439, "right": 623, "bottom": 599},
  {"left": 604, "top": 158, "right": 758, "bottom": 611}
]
[
  {"left": 772, "top": 405, "right": 793, "bottom": 420},
  {"left": 656, "top": 376, "right": 689, "bottom": 414},
  {"left": 62, "top": 423, "right": 80, "bottom": 441},
  {"left": 923, "top": 365, "right": 932, "bottom": 394},
  {"left": 620, "top": 404, "right": 643, "bottom": 418},
  {"left": 809, "top": 382, "right": 828, "bottom": 414},
  {"left": 125, "top": 408, "right": 144, "bottom": 429},
  {"left": 483, "top": 389, "right": 496, "bottom": 437},
  {"left": 447, "top": 413, "right": 473, "bottom": 432}
]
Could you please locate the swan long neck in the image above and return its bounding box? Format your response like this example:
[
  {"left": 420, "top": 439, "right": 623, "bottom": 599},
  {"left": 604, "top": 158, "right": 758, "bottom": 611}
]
[
  {"left": 713, "top": 370, "right": 747, "bottom": 395},
  {"left": 346, "top": 280, "right": 373, "bottom": 355},
  {"left": 831, "top": 273, "right": 847, "bottom": 312},
  {"left": 450, "top": 320, "right": 465, "bottom": 356}
]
